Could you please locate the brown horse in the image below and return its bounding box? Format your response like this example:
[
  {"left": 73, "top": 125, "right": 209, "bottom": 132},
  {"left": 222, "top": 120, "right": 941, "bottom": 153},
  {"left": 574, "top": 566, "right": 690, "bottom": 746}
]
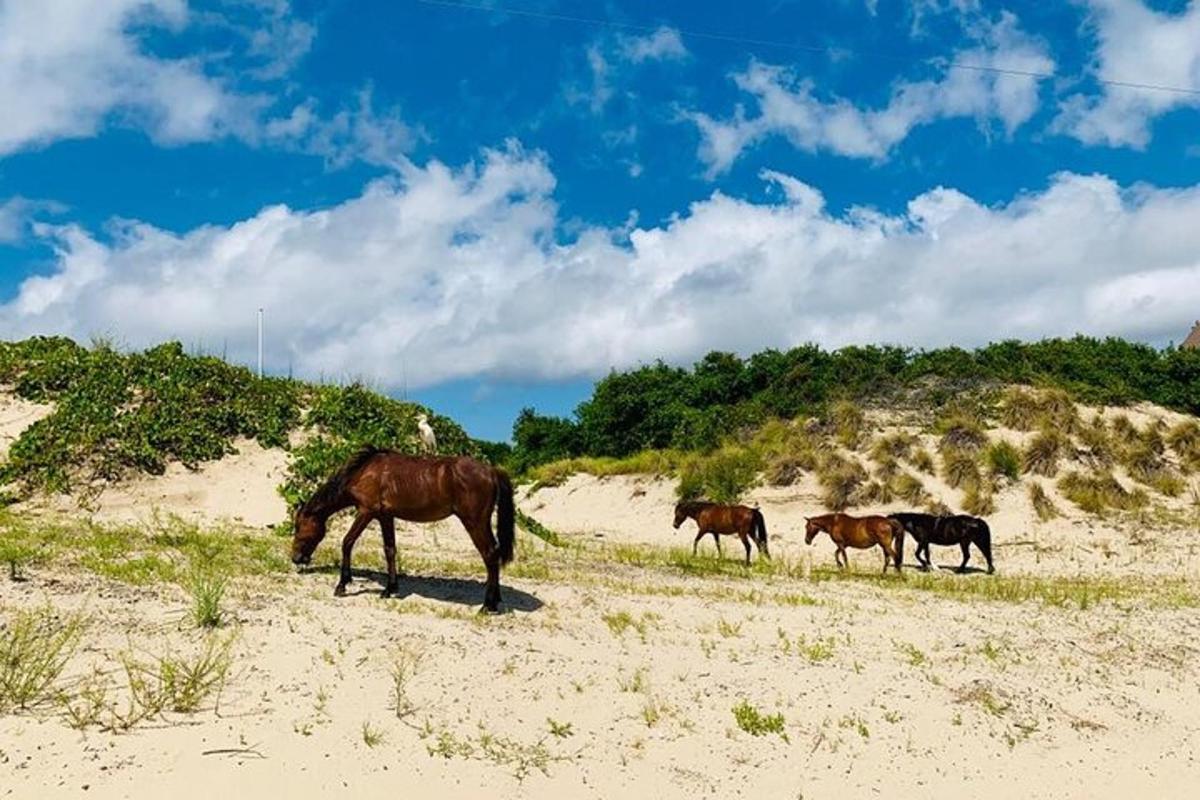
[
  {"left": 804, "top": 513, "right": 903, "bottom": 574},
  {"left": 291, "top": 446, "right": 515, "bottom": 612},
  {"left": 673, "top": 501, "right": 769, "bottom": 565}
]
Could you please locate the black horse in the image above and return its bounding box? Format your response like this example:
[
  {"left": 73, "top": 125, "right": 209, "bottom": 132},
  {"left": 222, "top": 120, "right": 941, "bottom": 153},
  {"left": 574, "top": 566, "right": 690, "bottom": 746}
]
[{"left": 888, "top": 513, "right": 994, "bottom": 574}]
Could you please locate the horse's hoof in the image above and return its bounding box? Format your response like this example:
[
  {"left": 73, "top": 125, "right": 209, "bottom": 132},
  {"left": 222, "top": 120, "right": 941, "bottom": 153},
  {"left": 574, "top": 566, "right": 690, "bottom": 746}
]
[
  {"left": 381, "top": 589, "right": 394, "bottom": 599},
  {"left": 478, "top": 604, "right": 502, "bottom": 616},
  {"left": 333, "top": 584, "right": 347, "bottom": 598}
]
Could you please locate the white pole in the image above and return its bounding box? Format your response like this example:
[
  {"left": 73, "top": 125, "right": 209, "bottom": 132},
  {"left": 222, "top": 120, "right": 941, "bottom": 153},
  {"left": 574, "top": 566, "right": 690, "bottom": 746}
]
[{"left": 257, "top": 308, "right": 263, "bottom": 378}]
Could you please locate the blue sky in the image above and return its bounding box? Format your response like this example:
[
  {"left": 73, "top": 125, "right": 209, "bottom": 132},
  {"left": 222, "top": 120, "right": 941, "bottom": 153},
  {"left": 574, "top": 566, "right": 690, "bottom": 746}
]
[{"left": 2, "top": 1, "right": 1200, "bottom": 440}]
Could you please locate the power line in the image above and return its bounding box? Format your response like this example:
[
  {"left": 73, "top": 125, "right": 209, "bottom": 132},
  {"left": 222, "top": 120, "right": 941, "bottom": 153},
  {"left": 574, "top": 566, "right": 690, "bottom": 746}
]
[{"left": 412, "top": 0, "right": 1200, "bottom": 97}]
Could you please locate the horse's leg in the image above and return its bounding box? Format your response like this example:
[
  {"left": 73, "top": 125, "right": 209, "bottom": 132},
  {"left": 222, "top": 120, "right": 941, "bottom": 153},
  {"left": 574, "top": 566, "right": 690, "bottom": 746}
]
[
  {"left": 458, "top": 509, "right": 503, "bottom": 613},
  {"left": 738, "top": 532, "right": 751, "bottom": 566},
  {"left": 958, "top": 540, "right": 971, "bottom": 573},
  {"left": 836, "top": 546, "right": 847, "bottom": 569},
  {"left": 918, "top": 541, "right": 931, "bottom": 571},
  {"left": 712, "top": 531, "right": 722, "bottom": 558},
  {"left": 380, "top": 516, "right": 399, "bottom": 598},
  {"left": 978, "top": 535, "right": 995, "bottom": 575},
  {"left": 334, "top": 512, "right": 374, "bottom": 597},
  {"left": 881, "top": 540, "right": 900, "bottom": 574}
]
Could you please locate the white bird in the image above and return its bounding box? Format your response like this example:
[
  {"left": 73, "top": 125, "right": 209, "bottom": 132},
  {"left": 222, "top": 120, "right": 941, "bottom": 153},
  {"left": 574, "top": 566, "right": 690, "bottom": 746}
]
[{"left": 416, "top": 413, "right": 437, "bottom": 454}]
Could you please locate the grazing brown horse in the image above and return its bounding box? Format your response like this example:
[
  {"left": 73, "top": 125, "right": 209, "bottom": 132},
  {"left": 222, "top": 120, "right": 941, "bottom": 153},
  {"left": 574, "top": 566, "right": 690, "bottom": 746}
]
[
  {"left": 804, "top": 513, "right": 903, "bottom": 574},
  {"left": 673, "top": 501, "right": 769, "bottom": 565},
  {"left": 291, "top": 446, "right": 514, "bottom": 612}
]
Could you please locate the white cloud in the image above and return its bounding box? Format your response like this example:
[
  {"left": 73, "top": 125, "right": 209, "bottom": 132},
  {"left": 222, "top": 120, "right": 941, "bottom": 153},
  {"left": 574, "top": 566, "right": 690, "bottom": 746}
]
[
  {"left": 0, "top": 0, "right": 254, "bottom": 154},
  {"left": 572, "top": 26, "right": 689, "bottom": 114},
  {"left": 619, "top": 27, "right": 687, "bottom": 64},
  {"left": 265, "top": 88, "right": 416, "bottom": 170},
  {"left": 4, "top": 146, "right": 1199, "bottom": 388},
  {"left": 1053, "top": 0, "right": 1200, "bottom": 148},
  {"left": 688, "top": 12, "right": 1053, "bottom": 174},
  {"left": 0, "top": 0, "right": 406, "bottom": 167}
]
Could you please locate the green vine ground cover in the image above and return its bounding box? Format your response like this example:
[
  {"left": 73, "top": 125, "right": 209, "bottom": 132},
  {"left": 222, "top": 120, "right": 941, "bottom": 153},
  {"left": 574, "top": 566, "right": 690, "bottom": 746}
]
[{"left": 0, "top": 337, "right": 479, "bottom": 514}]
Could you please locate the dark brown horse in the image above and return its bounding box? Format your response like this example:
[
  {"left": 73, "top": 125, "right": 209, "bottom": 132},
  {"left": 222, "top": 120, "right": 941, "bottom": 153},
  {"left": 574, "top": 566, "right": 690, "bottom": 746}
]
[
  {"left": 804, "top": 513, "right": 903, "bottom": 574},
  {"left": 673, "top": 501, "right": 769, "bottom": 565},
  {"left": 889, "top": 512, "right": 994, "bottom": 573},
  {"left": 291, "top": 447, "right": 515, "bottom": 612}
]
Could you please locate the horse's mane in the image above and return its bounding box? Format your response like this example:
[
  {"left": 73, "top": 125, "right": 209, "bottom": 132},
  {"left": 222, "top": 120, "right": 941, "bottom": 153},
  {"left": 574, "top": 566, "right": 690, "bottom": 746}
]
[{"left": 302, "top": 445, "right": 394, "bottom": 515}]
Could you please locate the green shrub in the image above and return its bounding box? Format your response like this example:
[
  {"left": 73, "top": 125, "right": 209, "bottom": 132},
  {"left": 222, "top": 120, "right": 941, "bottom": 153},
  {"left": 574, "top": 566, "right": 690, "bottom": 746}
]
[{"left": 675, "top": 446, "right": 761, "bottom": 504}]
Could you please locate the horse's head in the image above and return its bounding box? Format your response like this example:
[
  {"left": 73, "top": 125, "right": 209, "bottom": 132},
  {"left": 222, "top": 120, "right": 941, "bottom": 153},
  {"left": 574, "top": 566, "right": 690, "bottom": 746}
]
[
  {"left": 291, "top": 506, "right": 327, "bottom": 566},
  {"left": 804, "top": 516, "right": 823, "bottom": 545},
  {"left": 672, "top": 503, "right": 689, "bottom": 529}
]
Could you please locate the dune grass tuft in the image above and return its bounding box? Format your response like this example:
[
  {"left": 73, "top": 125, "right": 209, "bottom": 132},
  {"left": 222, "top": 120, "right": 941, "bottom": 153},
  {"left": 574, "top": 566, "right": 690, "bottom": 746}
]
[
  {"left": 817, "top": 456, "right": 867, "bottom": 511},
  {"left": 941, "top": 448, "right": 980, "bottom": 490},
  {"left": 984, "top": 440, "right": 1022, "bottom": 481},
  {"left": 1023, "top": 429, "right": 1068, "bottom": 477},
  {"left": 1167, "top": 420, "right": 1200, "bottom": 473},
  {"left": 1058, "top": 470, "right": 1148, "bottom": 514},
  {"left": 0, "top": 607, "right": 85, "bottom": 712},
  {"left": 1027, "top": 482, "right": 1059, "bottom": 521}
]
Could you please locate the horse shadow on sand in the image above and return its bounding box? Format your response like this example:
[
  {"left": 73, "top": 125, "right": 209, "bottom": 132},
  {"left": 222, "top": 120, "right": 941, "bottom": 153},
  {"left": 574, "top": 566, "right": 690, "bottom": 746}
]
[
  {"left": 304, "top": 565, "right": 544, "bottom": 613},
  {"left": 904, "top": 563, "right": 991, "bottom": 575}
]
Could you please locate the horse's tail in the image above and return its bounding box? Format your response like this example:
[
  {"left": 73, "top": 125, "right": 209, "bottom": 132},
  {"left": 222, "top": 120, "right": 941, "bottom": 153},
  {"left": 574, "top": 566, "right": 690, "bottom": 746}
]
[
  {"left": 889, "top": 518, "right": 905, "bottom": 570},
  {"left": 752, "top": 508, "right": 769, "bottom": 557},
  {"left": 494, "top": 469, "right": 515, "bottom": 565},
  {"left": 974, "top": 518, "right": 993, "bottom": 571}
]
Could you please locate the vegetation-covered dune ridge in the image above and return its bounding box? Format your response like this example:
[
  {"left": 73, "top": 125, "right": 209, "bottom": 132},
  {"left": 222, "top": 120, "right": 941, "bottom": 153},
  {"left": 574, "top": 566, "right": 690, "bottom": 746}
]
[{"left": 0, "top": 336, "right": 480, "bottom": 509}]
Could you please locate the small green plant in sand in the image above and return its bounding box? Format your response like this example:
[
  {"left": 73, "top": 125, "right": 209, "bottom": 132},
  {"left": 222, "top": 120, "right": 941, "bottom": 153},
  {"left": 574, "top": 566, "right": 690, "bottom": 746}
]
[
  {"left": 188, "top": 570, "right": 228, "bottom": 629},
  {"left": 0, "top": 607, "right": 85, "bottom": 712},
  {"left": 895, "top": 641, "right": 928, "bottom": 667},
  {"left": 390, "top": 645, "right": 422, "bottom": 719},
  {"left": 732, "top": 700, "right": 788, "bottom": 741},
  {"left": 361, "top": 721, "right": 385, "bottom": 748},
  {"left": 547, "top": 718, "right": 574, "bottom": 738},
  {"left": 423, "top": 722, "right": 562, "bottom": 781}
]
